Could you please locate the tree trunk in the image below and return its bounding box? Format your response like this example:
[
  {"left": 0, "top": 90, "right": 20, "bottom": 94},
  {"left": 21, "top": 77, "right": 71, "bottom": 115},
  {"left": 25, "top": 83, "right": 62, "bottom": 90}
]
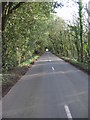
[
  {"left": 88, "top": 1, "right": 90, "bottom": 74},
  {"left": 79, "top": 0, "right": 83, "bottom": 62}
]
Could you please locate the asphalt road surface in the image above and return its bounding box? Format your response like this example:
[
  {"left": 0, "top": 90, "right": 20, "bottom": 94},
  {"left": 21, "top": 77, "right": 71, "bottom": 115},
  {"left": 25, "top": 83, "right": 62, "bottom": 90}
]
[{"left": 2, "top": 52, "right": 88, "bottom": 118}]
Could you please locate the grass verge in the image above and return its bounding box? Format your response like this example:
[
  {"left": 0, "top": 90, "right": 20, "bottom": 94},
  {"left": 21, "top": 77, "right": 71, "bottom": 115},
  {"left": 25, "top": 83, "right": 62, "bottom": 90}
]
[
  {"left": 2, "top": 54, "right": 39, "bottom": 97},
  {"left": 59, "top": 56, "right": 89, "bottom": 75}
]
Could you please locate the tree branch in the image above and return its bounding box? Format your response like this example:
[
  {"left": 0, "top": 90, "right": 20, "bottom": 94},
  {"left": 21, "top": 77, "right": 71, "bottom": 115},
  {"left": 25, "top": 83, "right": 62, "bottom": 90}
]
[{"left": 8, "top": 2, "right": 25, "bottom": 15}]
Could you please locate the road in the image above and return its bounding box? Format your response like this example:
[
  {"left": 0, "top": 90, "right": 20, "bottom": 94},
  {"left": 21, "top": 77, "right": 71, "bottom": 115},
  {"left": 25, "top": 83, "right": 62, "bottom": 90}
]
[{"left": 2, "top": 52, "right": 88, "bottom": 118}]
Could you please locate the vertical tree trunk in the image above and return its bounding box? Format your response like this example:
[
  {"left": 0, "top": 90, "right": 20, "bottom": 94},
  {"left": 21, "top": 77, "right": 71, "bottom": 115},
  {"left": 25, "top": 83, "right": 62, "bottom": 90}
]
[
  {"left": 75, "top": 28, "right": 80, "bottom": 61},
  {"left": 88, "top": 1, "right": 90, "bottom": 74},
  {"left": 79, "top": 0, "right": 83, "bottom": 62}
]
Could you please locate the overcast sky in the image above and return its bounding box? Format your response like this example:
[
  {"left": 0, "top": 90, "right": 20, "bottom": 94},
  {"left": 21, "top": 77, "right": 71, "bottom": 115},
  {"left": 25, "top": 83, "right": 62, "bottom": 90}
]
[{"left": 54, "top": 0, "right": 89, "bottom": 23}]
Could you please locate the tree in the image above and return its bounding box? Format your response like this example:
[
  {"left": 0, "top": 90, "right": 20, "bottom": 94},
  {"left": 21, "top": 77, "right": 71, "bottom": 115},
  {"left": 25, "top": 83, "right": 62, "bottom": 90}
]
[
  {"left": 2, "top": 2, "right": 55, "bottom": 71},
  {"left": 2, "top": 2, "right": 24, "bottom": 32},
  {"left": 78, "top": 0, "right": 83, "bottom": 62}
]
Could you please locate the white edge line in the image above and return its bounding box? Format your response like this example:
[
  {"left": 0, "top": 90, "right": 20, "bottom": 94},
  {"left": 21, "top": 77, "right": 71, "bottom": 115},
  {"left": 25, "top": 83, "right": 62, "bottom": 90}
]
[{"left": 64, "top": 105, "right": 73, "bottom": 120}]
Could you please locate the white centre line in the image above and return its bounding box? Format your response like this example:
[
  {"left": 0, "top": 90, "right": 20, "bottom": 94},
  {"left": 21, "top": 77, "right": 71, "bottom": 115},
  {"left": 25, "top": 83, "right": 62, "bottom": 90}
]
[
  {"left": 52, "top": 67, "right": 55, "bottom": 71},
  {"left": 48, "top": 60, "right": 51, "bottom": 62},
  {"left": 64, "top": 105, "right": 73, "bottom": 120}
]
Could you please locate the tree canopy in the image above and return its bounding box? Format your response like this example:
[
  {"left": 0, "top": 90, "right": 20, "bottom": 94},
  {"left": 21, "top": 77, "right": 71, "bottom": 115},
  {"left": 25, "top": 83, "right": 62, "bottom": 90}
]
[{"left": 1, "top": 1, "right": 89, "bottom": 71}]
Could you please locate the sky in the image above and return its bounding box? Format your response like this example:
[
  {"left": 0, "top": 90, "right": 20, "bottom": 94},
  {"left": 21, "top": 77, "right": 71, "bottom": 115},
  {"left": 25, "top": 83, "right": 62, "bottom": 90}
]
[{"left": 54, "top": 0, "right": 89, "bottom": 23}]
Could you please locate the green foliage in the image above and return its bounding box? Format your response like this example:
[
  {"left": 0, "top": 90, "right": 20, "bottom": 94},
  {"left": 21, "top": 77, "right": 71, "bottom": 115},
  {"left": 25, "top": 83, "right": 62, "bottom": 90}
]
[
  {"left": 2, "top": 2, "right": 53, "bottom": 71},
  {"left": 20, "top": 55, "right": 39, "bottom": 66},
  {"left": 2, "top": 1, "right": 89, "bottom": 72}
]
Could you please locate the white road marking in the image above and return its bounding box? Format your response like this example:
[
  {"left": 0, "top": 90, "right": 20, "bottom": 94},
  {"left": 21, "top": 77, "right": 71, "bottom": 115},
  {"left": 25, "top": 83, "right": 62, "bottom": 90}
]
[
  {"left": 64, "top": 105, "right": 73, "bottom": 120},
  {"left": 48, "top": 60, "right": 51, "bottom": 62},
  {"left": 52, "top": 67, "right": 55, "bottom": 71}
]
